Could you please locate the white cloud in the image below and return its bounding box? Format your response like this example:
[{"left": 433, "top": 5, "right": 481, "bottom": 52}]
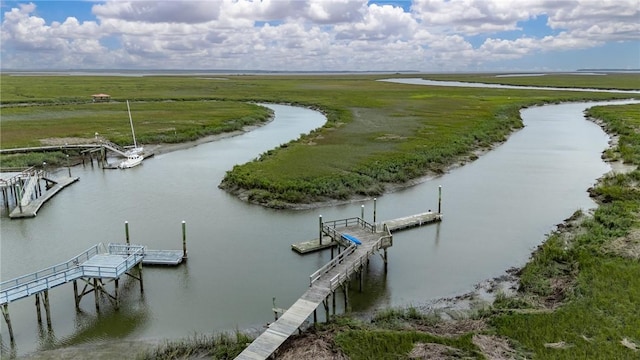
[
  {"left": 0, "top": 0, "right": 638, "bottom": 71},
  {"left": 93, "top": 1, "right": 221, "bottom": 24}
]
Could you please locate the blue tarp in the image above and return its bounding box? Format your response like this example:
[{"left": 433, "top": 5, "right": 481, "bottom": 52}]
[{"left": 341, "top": 233, "right": 362, "bottom": 245}]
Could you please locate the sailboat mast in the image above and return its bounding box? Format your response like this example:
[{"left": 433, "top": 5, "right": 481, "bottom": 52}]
[{"left": 126, "top": 100, "right": 138, "bottom": 148}]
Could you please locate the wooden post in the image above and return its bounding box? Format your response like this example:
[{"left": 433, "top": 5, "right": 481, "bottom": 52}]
[
  {"left": 1, "top": 187, "right": 7, "bottom": 210},
  {"left": 125, "top": 221, "right": 130, "bottom": 244},
  {"left": 438, "top": 185, "right": 442, "bottom": 214},
  {"left": 343, "top": 285, "right": 349, "bottom": 312},
  {"left": 318, "top": 215, "right": 323, "bottom": 246},
  {"left": 43, "top": 290, "right": 52, "bottom": 330},
  {"left": 94, "top": 279, "right": 100, "bottom": 312},
  {"left": 373, "top": 198, "right": 377, "bottom": 224},
  {"left": 313, "top": 309, "right": 317, "bottom": 324},
  {"left": 360, "top": 205, "right": 364, "bottom": 220},
  {"left": 332, "top": 291, "right": 336, "bottom": 315},
  {"left": 2, "top": 304, "right": 14, "bottom": 344},
  {"left": 35, "top": 293, "right": 42, "bottom": 323},
  {"left": 182, "top": 221, "right": 187, "bottom": 259},
  {"left": 114, "top": 278, "right": 119, "bottom": 310},
  {"left": 138, "top": 262, "right": 144, "bottom": 293},
  {"left": 73, "top": 280, "right": 80, "bottom": 309},
  {"left": 323, "top": 298, "right": 329, "bottom": 323},
  {"left": 16, "top": 184, "right": 22, "bottom": 214},
  {"left": 384, "top": 248, "right": 388, "bottom": 272}
]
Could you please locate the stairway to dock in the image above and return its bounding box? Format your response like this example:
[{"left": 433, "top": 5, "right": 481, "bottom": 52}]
[{"left": 236, "top": 219, "right": 392, "bottom": 360}]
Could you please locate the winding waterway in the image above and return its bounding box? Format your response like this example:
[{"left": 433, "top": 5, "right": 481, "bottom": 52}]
[{"left": 1, "top": 94, "right": 637, "bottom": 356}]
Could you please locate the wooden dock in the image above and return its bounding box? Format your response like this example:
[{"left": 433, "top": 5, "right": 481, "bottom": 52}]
[
  {"left": 9, "top": 176, "right": 79, "bottom": 219},
  {"left": 237, "top": 218, "right": 392, "bottom": 360},
  {"left": 291, "top": 236, "right": 336, "bottom": 254},
  {"left": 0, "top": 242, "right": 185, "bottom": 343},
  {"left": 381, "top": 211, "right": 442, "bottom": 232},
  {"left": 143, "top": 249, "right": 185, "bottom": 265},
  {"left": 292, "top": 211, "right": 441, "bottom": 254}
]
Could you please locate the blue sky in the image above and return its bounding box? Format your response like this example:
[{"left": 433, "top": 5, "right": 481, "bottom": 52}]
[{"left": 1, "top": 0, "right": 638, "bottom": 71}]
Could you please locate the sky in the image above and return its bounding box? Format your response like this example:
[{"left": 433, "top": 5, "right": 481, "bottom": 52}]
[{"left": 0, "top": 0, "right": 638, "bottom": 72}]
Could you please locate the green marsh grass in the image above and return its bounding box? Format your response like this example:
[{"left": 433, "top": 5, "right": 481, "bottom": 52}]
[
  {"left": 2, "top": 74, "right": 638, "bottom": 207},
  {"left": 1, "top": 101, "right": 272, "bottom": 149},
  {"left": 136, "top": 331, "right": 252, "bottom": 360},
  {"left": 490, "top": 103, "right": 640, "bottom": 359}
]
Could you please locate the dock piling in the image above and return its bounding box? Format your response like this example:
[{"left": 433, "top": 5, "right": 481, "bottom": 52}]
[
  {"left": 43, "top": 290, "right": 52, "bottom": 330},
  {"left": 373, "top": 198, "right": 377, "bottom": 223},
  {"left": 182, "top": 220, "right": 187, "bottom": 259},
  {"left": 438, "top": 185, "right": 442, "bottom": 214},
  {"left": 318, "top": 215, "right": 323, "bottom": 246},
  {"left": 35, "top": 294, "right": 42, "bottom": 323},
  {"left": 2, "top": 304, "right": 14, "bottom": 344},
  {"left": 125, "top": 221, "right": 130, "bottom": 244},
  {"left": 361, "top": 205, "right": 364, "bottom": 220}
]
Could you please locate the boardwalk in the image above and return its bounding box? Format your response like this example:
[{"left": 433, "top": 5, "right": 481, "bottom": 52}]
[
  {"left": 0, "top": 243, "right": 146, "bottom": 343},
  {"left": 9, "top": 176, "right": 79, "bottom": 218},
  {"left": 236, "top": 218, "right": 391, "bottom": 360},
  {"left": 0, "top": 243, "right": 144, "bottom": 305}
]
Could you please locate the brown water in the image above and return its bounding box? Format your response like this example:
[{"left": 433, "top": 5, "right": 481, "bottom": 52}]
[{"left": 1, "top": 99, "right": 636, "bottom": 357}]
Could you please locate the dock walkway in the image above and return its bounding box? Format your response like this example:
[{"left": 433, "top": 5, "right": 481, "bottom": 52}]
[
  {"left": 0, "top": 242, "right": 184, "bottom": 343},
  {"left": 237, "top": 218, "right": 391, "bottom": 360},
  {"left": 0, "top": 243, "right": 144, "bottom": 305},
  {"left": 9, "top": 176, "right": 79, "bottom": 218}
]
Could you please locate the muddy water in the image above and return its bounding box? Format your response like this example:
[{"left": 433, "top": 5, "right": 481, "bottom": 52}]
[{"left": 1, "top": 99, "right": 635, "bottom": 357}]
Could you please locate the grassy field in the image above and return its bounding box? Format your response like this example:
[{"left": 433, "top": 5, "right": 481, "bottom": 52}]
[{"left": 2, "top": 74, "right": 637, "bottom": 205}]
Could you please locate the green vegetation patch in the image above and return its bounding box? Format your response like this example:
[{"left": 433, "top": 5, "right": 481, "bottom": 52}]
[
  {"left": 1, "top": 74, "right": 638, "bottom": 206},
  {"left": 335, "top": 329, "right": 482, "bottom": 360},
  {"left": 490, "top": 102, "right": 640, "bottom": 359},
  {"left": 1, "top": 101, "right": 272, "bottom": 149},
  {"left": 136, "top": 332, "right": 252, "bottom": 360}
]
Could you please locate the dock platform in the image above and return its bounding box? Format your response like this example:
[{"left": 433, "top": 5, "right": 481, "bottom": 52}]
[
  {"left": 382, "top": 211, "right": 442, "bottom": 232},
  {"left": 291, "top": 236, "right": 336, "bottom": 254},
  {"left": 0, "top": 242, "right": 186, "bottom": 343},
  {"left": 142, "top": 250, "right": 185, "bottom": 265},
  {"left": 9, "top": 176, "right": 79, "bottom": 219},
  {"left": 237, "top": 217, "right": 392, "bottom": 360},
  {"left": 291, "top": 211, "right": 441, "bottom": 254}
]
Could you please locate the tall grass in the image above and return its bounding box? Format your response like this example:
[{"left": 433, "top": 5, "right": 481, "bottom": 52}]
[
  {"left": 491, "top": 103, "right": 640, "bottom": 359},
  {"left": 136, "top": 331, "right": 252, "bottom": 360}
]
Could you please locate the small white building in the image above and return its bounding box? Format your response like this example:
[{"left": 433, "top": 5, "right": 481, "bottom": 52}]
[{"left": 92, "top": 94, "right": 111, "bottom": 102}]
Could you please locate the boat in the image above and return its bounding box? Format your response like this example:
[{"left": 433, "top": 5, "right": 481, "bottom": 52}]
[
  {"left": 124, "top": 100, "right": 143, "bottom": 156},
  {"left": 341, "top": 233, "right": 362, "bottom": 245},
  {"left": 118, "top": 154, "right": 143, "bottom": 169}
]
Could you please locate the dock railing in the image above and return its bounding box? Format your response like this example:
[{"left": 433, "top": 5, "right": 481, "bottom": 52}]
[
  {"left": 81, "top": 243, "right": 145, "bottom": 278},
  {"left": 309, "top": 243, "right": 357, "bottom": 286},
  {"left": 322, "top": 217, "right": 376, "bottom": 233},
  {"left": 0, "top": 243, "right": 102, "bottom": 304}
]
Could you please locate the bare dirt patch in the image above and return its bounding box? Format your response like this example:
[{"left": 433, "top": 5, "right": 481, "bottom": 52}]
[
  {"left": 277, "top": 330, "right": 347, "bottom": 360},
  {"left": 39, "top": 137, "right": 97, "bottom": 146},
  {"left": 607, "top": 228, "right": 640, "bottom": 260},
  {"left": 473, "top": 334, "right": 518, "bottom": 360},
  {"left": 414, "top": 319, "right": 487, "bottom": 337},
  {"left": 408, "top": 342, "right": 464, "bottom": 359}
]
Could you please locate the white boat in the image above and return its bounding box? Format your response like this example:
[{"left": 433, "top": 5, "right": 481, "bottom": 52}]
[
  {"left": 119, "top": 154, "right": 143, "bottom": 169},
  {"left": 124, "top": 100, "right": 144, "bottom": 156}
]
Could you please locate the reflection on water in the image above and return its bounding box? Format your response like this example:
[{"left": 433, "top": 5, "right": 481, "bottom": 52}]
[{"left": 2, "top": 100, "right": 637, "bottom": 357}]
